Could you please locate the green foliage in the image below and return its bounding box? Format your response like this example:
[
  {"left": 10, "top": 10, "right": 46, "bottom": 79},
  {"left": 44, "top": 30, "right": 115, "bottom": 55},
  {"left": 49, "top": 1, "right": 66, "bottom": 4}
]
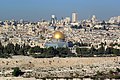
[
  {"left": 116, "top": 68, "right": 120, "bottom": 72},
  {"left": 0, "top": 42, "right": 12, "bottom": 58},
  {"left": 97, "top": 45, "right": 105, "bottom": 54},
  {"left": 113, "top": 49, "right": 119, "bottom": 55},
  {"left": 29, "top": 46, "right": 43, "bottom": 54},
  {"left": 96, "top": 71, "right": 104, "bottom": 76},
  {"left": 118, "top": 44, "right": 120, "bottom": 47},
  {"left": 12, "top": 67, "right": 23, "bottom": 77},
  {"left": 74, "top": 42, "right": 89, "bottom": 47},
  {"left": 14, "top": 43, "right": 20, "bottom": 55},
  {"left": 0, "top": 42, "right": 31, "bottom": 58},
  {"left": 0, "top": 40, "right": 120, "bottom": 58},
  {"left": 90, "top": 45, "right": 97, "bottom": 54},
  {"left": 31, "top": 47, "right": 73, "bottom": 58},
  {"left": 57, "top": 47, "right": 71, "bottom": 57},
  {"left": 4, "top": 43, "right": 15, "bottom": 54},
  {"left": 76, "top": 47, "right": 90, "bottom": 56},
  {"left": 112, "top": 75, "right": 120, "bottom": 79},
  {"left": 109, "top": 70, "right": 114, "bottom": 74},
  {"left": 105, "top": 47, "right": 112, "bottom": 54}
]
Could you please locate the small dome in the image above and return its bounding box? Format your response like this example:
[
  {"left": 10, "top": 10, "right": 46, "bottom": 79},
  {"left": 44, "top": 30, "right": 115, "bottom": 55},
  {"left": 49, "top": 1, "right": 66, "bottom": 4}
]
[{"left": 53, "top": 31, "right": 65, "bottom": 40}]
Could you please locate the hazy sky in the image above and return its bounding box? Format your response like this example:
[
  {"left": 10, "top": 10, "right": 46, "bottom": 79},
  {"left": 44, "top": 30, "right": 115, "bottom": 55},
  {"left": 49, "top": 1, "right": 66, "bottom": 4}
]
[{"left": 0, "top": 0, "right": 120, "bottom": 21}]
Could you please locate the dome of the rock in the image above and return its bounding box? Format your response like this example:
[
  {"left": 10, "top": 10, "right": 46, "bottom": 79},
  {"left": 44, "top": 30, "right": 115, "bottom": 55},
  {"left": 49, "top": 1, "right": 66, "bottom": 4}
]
[{"left": 53, "top": 31, "right": 65, "bottom": 40}]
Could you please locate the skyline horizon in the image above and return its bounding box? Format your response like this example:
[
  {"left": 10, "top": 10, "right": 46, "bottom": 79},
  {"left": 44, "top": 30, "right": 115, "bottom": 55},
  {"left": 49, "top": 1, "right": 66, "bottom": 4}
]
[
  {"left": 0, "top": 0, "right": 120, "bottom": 21},
  {"left": 0, "top": 13, "right": 119, "bottom": 22}
]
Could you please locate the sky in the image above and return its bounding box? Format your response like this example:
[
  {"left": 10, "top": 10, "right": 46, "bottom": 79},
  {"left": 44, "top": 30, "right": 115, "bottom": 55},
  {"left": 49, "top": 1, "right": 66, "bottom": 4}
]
[{"left": 0, "top": 0, "right": 120, "bottom": 21}]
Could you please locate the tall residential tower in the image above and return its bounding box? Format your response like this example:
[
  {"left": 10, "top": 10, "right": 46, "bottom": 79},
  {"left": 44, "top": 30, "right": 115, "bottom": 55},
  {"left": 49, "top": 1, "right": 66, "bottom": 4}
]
[{"left": 72, "top": 12, "right": 78, "bottom": 23}]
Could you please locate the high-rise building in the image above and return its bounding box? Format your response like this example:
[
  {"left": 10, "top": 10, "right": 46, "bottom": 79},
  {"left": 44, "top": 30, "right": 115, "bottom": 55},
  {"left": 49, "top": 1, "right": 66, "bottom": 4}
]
[
  {"left": 72, "top": 12, "right": 78, "bottom": 23},
  {"left": 91, "top": 15, "right": 97, "bottom": 24},
  {"left": 118, "top": 16, "right": 120, "bottom": 23},
  {"left": 64, "top": 17, "right": 71, "bottom": 23},
  {"left": 109, "top": 16, "right": 120, "bottom": 24},
  {"left": 51, "top": 15, "right": 57, "bottom": 26}
]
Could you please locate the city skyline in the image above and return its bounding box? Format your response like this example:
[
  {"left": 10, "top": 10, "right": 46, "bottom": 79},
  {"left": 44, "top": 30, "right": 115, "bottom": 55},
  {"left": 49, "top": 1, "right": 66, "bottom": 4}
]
[{"left": 0, "top": 0, "right": 120, "bottom": 21}]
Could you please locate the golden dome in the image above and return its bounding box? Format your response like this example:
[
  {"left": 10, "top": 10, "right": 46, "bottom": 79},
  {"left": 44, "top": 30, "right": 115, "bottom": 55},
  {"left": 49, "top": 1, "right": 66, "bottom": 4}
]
[{"left": 53, "top": 31, "right": 65, "bottom": 39}]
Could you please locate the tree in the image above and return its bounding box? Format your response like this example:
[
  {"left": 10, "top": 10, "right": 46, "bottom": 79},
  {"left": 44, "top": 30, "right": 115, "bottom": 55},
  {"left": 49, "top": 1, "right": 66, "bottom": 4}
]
[
  {"left": 14, "top": 43, "right": 21, "bottom": 55},
  {"left": 112, "top": 48, "right": 119, "bottom": 55},
  {"left": 105, "top": 47, "right": 112, "bottom": 54},
  {"left": 29, "top": 46, "right": 41, "bottom": 53},
  {"left": 22, "top": 45, "right": 31, "bottom": 55},
  {"left": 0, "top": 41, "right": 4, "bottom": 54},
  {"left": 4, "top": 43, "right": 15, "bottom": 54},
  {"left": 116, "top": 68, "right": 120, "bottom": 72},
  {"left": 18, "top": 44, "right": 31, "bottom": 55},
  {"left": 15, "top": 44, "right": 20, "bottom": 51},
  {"left": 56, "top": 47, "right": 71, "bottom": 57},
  {"left": 76, "top": 48, "right": 89, "bottom": 56},
  {"left": 76, "top": 48, "right": 81, "bottom": 54},
  {"left": 12, "top": 67, "right": 23, "bottom": 77},
  {"left": 98, "top": 44, "right": 105, "bottom": 54},
  {"left": 46, "top": 47, "right": 55, "bottom": 57},
  {"left": 90, "top": 45, "right": 96, "bottom": 54}
]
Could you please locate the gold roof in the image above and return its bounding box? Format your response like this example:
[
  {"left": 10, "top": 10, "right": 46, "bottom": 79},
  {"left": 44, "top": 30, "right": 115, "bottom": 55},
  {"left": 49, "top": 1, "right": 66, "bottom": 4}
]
[{"left": 53, "top": 31, "right": 65, "bottom": 39}]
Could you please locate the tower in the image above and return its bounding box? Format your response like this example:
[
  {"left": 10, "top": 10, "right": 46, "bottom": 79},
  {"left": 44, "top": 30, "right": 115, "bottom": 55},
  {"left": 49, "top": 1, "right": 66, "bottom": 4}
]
[
  {"left": 72, "top": 12, "right": 78, "bottom": 23},
  {"left": 51, "top": 15, "right": 57, "bottom": 26}
]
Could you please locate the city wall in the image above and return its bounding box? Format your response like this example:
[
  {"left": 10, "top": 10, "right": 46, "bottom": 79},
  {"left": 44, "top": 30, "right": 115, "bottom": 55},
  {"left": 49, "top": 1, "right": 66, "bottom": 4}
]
[{"left": 0, "top": 56, "right": 119, "bottom": 69}]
